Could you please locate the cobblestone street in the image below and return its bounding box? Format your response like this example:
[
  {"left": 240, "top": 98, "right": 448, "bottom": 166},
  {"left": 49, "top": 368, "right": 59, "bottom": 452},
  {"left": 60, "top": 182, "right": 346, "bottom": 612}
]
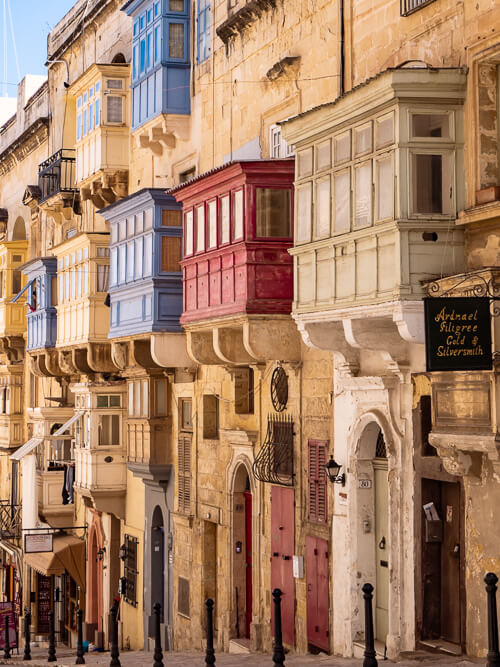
[{"left": 0, "top": 646, "right": 483, "bottom": 667}]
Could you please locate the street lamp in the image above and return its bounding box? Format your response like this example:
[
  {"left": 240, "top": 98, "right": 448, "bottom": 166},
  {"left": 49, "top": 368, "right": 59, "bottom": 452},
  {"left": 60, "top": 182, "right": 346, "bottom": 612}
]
[{"left": 324, "top": 455, "right": 345, "bottom": 485}]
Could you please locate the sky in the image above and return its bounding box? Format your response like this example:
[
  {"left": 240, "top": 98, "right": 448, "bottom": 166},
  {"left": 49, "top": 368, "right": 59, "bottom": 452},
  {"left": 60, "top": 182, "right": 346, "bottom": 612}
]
[{"left": 1, "top": 0, "right": 77, "bottom": 97}]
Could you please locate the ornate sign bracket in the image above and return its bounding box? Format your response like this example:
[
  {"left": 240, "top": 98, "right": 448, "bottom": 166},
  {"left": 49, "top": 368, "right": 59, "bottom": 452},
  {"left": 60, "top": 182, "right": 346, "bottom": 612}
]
[{"left": 426, "top": 274, "right": 500, "bottom": 317}]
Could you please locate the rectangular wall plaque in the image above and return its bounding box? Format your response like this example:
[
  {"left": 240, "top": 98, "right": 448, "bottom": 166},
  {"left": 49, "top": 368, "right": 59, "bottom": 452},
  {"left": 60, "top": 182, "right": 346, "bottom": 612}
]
[
  {"left": 424, "top": 297, "right": 492, "bottom": 372},
  {"left": 25, "top": 534, "right": 53, "bottom": 554}
]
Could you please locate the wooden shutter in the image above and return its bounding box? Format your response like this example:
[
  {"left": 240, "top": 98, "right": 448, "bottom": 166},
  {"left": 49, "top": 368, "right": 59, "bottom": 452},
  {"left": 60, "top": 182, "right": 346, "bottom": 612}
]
[
  {"left": 161, "top": 236, "right": 182, "bottom": 272},
  {"left": 234, "top": 367, "right": 254, "bottom": 414},
  {"left": 178, "top": 433, "right": 192, "bottom": 513},
  {"left": 308, "top": 440, "right": 328, "bottom": 523}
]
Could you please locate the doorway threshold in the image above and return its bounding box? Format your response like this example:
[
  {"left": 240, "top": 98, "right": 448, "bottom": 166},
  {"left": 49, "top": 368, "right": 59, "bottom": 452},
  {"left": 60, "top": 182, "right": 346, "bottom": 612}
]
[
  {"left": 419, "top": 639, "right": 462, "bottom": 656},
  {"left": 353, "top": 640, "right": 386, "bottom": 660},
  {"left": 229, "top": 638, "right": 251, "bottom": 654}
]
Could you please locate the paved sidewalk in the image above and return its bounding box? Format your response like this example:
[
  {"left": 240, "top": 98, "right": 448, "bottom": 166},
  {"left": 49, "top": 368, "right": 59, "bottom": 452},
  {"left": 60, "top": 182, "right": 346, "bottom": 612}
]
[{"left": 0, "top": 646, "right": 483, "bottom": 667}]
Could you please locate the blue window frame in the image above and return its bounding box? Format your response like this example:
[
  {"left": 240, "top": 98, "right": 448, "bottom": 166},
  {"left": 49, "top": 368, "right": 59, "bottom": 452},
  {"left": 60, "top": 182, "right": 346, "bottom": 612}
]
[
  {"left": 197, "top": 0, "right": 210, "bottom": 63},
  {"left": 95, "top": 97, "right": 100, "bottom": 127},
  {"left": 140, "top": 37, "right": 146, "bottom": 73}
]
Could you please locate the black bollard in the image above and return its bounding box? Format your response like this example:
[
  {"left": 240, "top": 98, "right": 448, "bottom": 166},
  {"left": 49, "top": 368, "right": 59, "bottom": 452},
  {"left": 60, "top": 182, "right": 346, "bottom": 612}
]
[
  {"left": 272, "top": 589, "right": 285, "bottom": 667},
  {"left": 485, "top": 573, "right": 500, "bottom": 666},
  {"left": 23, "top": 608, "right": 32, "bottom": 661},
  {"left": 153, "top": 603, "right": 164, "bottom": 667},
  {"left": 362, "top": 583, "right": 378, "bottom": 667},
  {"left": 3, "top": 613, "right": 10, "bottom": 659},
  {"left": 110, "top": 602, "right": 121, "bottom": 667},
  {"left": 76, "top": 608, "right": 85, "bottom": 664},
  {"left": 48, "top": 610, "right": 57, "bottom": 662},
  {"left": 205, "top": 598, "right": 216, "bottom": 666}
]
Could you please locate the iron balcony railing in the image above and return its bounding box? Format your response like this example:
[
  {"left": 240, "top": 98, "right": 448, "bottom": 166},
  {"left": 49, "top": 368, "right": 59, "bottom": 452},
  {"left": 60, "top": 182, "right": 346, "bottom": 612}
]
[
  {"left": 38, "top": 149, "right": 78, "bottom": 204},
  {"left": 0, "top": 501, "right": 21, "bottom": 540},
  {"left": 400, "top": 0, "right": 436, "bottom": 16},
  {"left": 252, "top": 413, "right": 294, "bottom": 486}
]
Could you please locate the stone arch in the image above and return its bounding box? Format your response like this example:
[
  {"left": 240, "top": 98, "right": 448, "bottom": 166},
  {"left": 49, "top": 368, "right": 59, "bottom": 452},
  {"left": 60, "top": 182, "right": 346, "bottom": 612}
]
[
  {"left": 11, "top": 216, "right": 27, "bottom": 241},
  {"left": 111, "top": 53, "right": 126, "bottom": 64},
  {"left": 87, "top": 513, "right": 105, "bottom": 635},
  {"left": 352, "top": 410, "right": 396, "bottom": 462}
]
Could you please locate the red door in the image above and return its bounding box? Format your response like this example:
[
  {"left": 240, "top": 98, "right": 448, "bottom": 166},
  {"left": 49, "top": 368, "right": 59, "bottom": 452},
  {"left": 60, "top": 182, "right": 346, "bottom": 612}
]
[
  {"left": 244, "top": 490, "right": 252, "bottom": 638},
  {"left": 271, "top": 487, "right": 295, "bottom": 646},
  {"left": 306, "top": 536, "right": 329, "bottom": 651}
]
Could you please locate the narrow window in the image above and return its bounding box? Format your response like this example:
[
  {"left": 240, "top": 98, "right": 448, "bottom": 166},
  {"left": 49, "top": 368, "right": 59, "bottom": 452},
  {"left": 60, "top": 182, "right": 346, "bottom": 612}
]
[
  {"left": 185, "top": 211, "right": 193, "bottom": 255},
  {"left": 308, "top": 439, "right": 328, "bottom": 523},
  {"left": 296, "top": 183, "right": 312, "bottom": 243},
  {"left": 196, "top": 205, "right": 205, "bottom": 252},
  {"left": 233, "top": 190, "right": 243, "bottom": 239},
  {"left": 155, "top": 379, "right": 167, "bottom": 417},
  {"left": 207, "top": 200, "right": 217, "bottom": 248},
  {"left": 354, "top": 162, "right": 372, "bottom": 228},
  {"left": 376, "top": 155, "right": 394, "bottom": 221},
  {"left": 169, "top": 23, "right": 185, "bottom": 59},
  {"left": 333, "top": 170, "right": 350, "bottom": 233},
  {"left": 97, "top": 265, "right": 110, "bottom": 292},
  {"left": 315, "top": 178, "right": 330, "bottom": 238},
  {"left": 234, "top": 367, "right": 254, "bottom": 414},
  {"left": 256, "top": 188, "right": 291, "bottom": 237},
  {"left": 140, "top": 37, "right": 146, "bottom": 73},
  {"left": 203, "top": 395, "right": 219, "bottom": 439},
  {"left": 220, "top": 196, "right": 230, "bottom": 244},
  {"left": 98, "top": 414, "right": 120, "bottom": 446},
  {"left": 161, "top": 236, "right": 182, "bottom": 272},
  {"left": 197, "top": 0, "right": 210, "bottom": 63},
  {"left": 413, "top": 153, "right": 444, "bottom": 214},
  {"left": 180, "top": 398, "right": 193, "bottom": 431},
  {"left": 107, "top": 96, "right": 123, "bottom": 124}
]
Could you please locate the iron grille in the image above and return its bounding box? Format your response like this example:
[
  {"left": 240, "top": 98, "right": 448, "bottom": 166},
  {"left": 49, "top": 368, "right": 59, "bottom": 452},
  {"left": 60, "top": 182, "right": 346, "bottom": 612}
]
[
  {"left": 124, "top": 534, "right": 138, "bottom": 607},
  {"left": 38, "top": 149, "right": 78, "bottom": 203},
  {"left": 0, "top": 501, "right": 21, "bottom": 540},
  {"left": 400, "top": 0, "right": 436, "bottom": 16},
  {"left": 375, "top": 430, "right": 387, "bottom": 459},
  {"left": 270, "top": 365, "right": 288, "bottom": 412},
  {"left": 252, "top": 414, "right": 294, "bottom": 486}
]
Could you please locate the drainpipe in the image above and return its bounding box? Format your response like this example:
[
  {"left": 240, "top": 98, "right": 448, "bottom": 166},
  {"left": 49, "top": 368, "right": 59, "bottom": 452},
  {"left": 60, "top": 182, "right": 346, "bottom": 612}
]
[{"left": 339, "top": 0, "right": 345, "bottom": 97}]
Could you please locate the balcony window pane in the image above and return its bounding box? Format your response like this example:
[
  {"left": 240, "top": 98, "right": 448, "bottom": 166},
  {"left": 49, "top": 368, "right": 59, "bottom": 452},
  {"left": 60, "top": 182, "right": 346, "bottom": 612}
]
[
  {"left": 127, "top": 242, "right": 135, "bottom": 281},
  {"left": 107, "top": 96, "right": 123, "bottom": 123},
  {"left": 316, "top": 140, "right": 331, "bottom": 170},
  {"left": 98, "top": 414, "right": 120, "bottom": 446},
  {"left": 144, "top": 234, "right": 153, "bottom": 276},
  {"left": 354, "top": 162, "right": 372, "bottom": 228},
  {"left": 133, "top": 45, "right": 138, "bottom": 79},
  {"left": 83, "top": 109, "right": 88, "bottom": 137},
  {"left": 376, "top": 113, "right": 394, "bottom": 148},
  {"left": 77, "top": 114, "right": 82, "bottom": 141},
  {"left": 220, "top": 196, "right": 229, "bottom": 244},
  {"left": 256, "top": 188, "right": 291, "bottom": 238},
  {"left": 97, "top": 265, "right": 110, "bottom": 292},
  {"left": 71, "top": 269, "right": 76, "bottom": 299},
  {"left": 147, "top": 32, "right": 153, "bottom": 68},
  {"left": 154, "top": 25, "right": 161, "bottom": 63},
  {"left": 135, "top": 237, "right": 144, "bottom": 278},
  {"left": 315, "top": 178, "right": 330, "bottom": 238},
  {"left": 412, "top": 114, "right": 450, "bottom": 139},
  {"left": 97, "top": 395, "right": 109, "bottom": 408},
  {"left": 169, "top": 23, "right": 184, "bottom": 58},
  {"left": 119, "top": 245, "right": 126, "bottom": 284},
  {"left": 59, "top": 275, "right": 63, "bottom": 303},
  {"left": 119, "top": 221, "right": 126, "bottom": 241},
  {"left": 127, "top": 216, "right": 135, "bottom": 238},
  {"left": 111, "top": 224, "right": 117, "bottom": 244},
  {"left": 88, "top": 103, "right": 94, "bottom": 132},
  {"left": 78, "top": 266, "right": 83, "bottom": 295},
  {"left": 162, "top": 209, "right": 182, "bottom": 226},
  {"left": 110, "top": 249, "right": 117, "bottom": 286},
  {"left": 109, "top": 395, "right": 121, "bottom": 407},
  {"left": 376, "top": 156, "right": 394, "bottom": 221},
  {"left": 185, "top": 211, "right": 193, "bottom": 255},
  {"left": 354, "top": 123, "right": 372, "bottom": 156},
  {"left": 170, "top": 0, "right": 184, "bottom": 9},
  {"left": 161, "top": 236, "right": 182, "bottom": 272},
  {"left": 413, "top": 153, "right": 443, "bottom": 214},
  {"left": 233, "top": 190, "right": 243, "bottom": 239},
  {"left": 334, "top": 131, "right": 350, "bottom": 165},
  {"left": 208, "top": 200, "right": 217, "bottom": 248},
  {"left": 84, "top": 264, "right": 89, "bottom": 294},
  {"left": 128, "top": 383, "right": 134, "bottom": 416},
  {"left": 296, "top": 183, "right": 312, "bottom": 243},
  {"left": 142, "top": 380, "right": 148, "bottom": 417},
  {"left": 12, "top": 270, "right": 21, "bottom": 295},
  {"left": 144, "top": 208, "right": 153, "bottom": 230},
  {"left": 196, "top": 205, "right": 205, "bottom": 252},
  {"left": 156, "top": 379, "right": 167, "bottom": 416},
  {"left": 65, "top": 272, "right": 70, "bottom": 301},
  {"left": 140, "top": 38, "right": 146, "bottom": 73},
  {"left": 95, "top": 97, "right": 100, "bottom": 127},
  {"left": 136, "top": 211, "right": 144, "bottom": 234},
  {"left": 297, "top": 148, "right": 313, "bottom": 177}
]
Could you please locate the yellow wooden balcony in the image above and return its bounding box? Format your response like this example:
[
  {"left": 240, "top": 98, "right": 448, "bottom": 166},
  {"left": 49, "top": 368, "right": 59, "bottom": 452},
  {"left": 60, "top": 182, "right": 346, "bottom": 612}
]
[
  {"left": 53, "top": 233, "right": 110, "bottom": 348},
  {"left": 0, "top": 240, "right": 28, "bottom": 340},
  {"left": 70, "top": 63, "right": 130, "bottom": 207},
  {"left": 0, "top": 366, "right": 24, "bottom": 450}
]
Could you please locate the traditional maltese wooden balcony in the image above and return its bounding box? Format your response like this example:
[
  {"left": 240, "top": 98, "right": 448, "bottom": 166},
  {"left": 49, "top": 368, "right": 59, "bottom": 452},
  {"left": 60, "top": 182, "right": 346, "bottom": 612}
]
[
  {"left": 70, "top": 63, "right": 130, "bottom": 208},
  {"left": 122, "top": 0, "right": 191, "bottom": 156},
  {"left": 0, "top": 240, "right": 28, "bottom": 360},
  {"left": 280, "top": 67, "right": 467, "bottom": 371},
  {"left": 0, "top": 366, "right": 24, "bottom": 450},
  {"left": 171, "top": 159, "right": 302, "bottom": 365},
  {"left": 72, "top": 383, "right": 127, "bottom": 518},
  {"left": 22, "top": 257, "right": 58, "bottom": 352},
  {"left": 37, "top": 149, "right": 80, "bottom": 223}
]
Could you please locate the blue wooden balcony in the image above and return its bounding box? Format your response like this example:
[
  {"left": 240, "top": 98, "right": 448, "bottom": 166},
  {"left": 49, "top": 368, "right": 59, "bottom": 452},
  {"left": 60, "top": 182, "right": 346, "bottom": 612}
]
[
  {"left": 22, "top": 257, "right": 58, "bottom": 351},
  {"left": 99, "top": 188, "right": 183, "bottom": 339}
]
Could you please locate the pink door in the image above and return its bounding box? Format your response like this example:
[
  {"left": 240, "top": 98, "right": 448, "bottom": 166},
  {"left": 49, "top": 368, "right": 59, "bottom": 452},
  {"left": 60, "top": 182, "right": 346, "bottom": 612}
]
[
  {"left": 306, "top": 536, "right": 329, "bottom": 651},
  {"left": 271, "top": 487, "right": 295, "bottom": 646}
]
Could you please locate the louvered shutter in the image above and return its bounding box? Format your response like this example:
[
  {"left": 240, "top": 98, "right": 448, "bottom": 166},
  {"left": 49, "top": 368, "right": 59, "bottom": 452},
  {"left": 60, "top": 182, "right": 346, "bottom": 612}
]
[
  {"left": 308, "top": 439, "right": 328, "bottom": 523},
  {"left": 308, "top": 441, "right": 318, "bottom": 522},
  {"left": 177, "top": 433, "right": 192, "bottom": 513},
  {"left": 317, "top": 441, "right": 327, "bottom": 523}
]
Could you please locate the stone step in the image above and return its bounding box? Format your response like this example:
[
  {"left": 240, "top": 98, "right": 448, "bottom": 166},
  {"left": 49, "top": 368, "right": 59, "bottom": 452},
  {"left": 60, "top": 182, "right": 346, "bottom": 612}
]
[
  {"left": 352, "top": 640, "right": 386, "bottom": 660},
  {"left": 228, "top": 637, "right": 251, "bottom": 654}
]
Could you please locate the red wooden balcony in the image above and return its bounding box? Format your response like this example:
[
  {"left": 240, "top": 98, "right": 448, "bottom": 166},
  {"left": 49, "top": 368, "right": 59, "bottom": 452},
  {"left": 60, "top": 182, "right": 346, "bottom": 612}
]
[{"left": 172, "top": 160, "right": 295, "bottom": 325}]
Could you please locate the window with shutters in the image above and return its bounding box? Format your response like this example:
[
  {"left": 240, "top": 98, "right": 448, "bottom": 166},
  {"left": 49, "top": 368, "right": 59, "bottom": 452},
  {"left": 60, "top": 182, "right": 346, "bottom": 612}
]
[
  {"left": 124, "top": 534, "right": 138, "bottom": 606},
  {"left": 177, "top": 433, "right": 192, "bottom": 514},
  {"left": 234, "top": 367, "right": 254, "bottom": 414},
  {"left": 179, "top": 398, "right": 193, "bottom": 431},
  {"left": 203, "top": 395, "right": 219, "bottom": 439},
  {"left": 107, "top": 96, "right": 123, "bottom": 123},
  {"left": 308, "top": 440, "right": 328, "bottom": 523},
  {"left": 161, "top": 236, "right": 182, "bottom": 272}
]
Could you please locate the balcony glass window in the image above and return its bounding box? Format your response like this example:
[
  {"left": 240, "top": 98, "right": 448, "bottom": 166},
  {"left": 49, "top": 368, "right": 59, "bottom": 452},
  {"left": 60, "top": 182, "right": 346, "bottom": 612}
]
[
  {"left": 256, "top": 189, "right": 291, "bottom": 238},
  {"left": 354, "top": 123, "right": 372, "bottom": 156},
  {"left": 97, "top": 394, "right": 121, "bottom": 408},
  {"left": 411, "top": 152, "right": 451, "bottom": 215},
  {"left": 298, "top": 148, "right": 313, "bottom": 177},
  {"left": 316, "top": 140, "right": 331, "bottom": 171},
  {"left": 196, "top": 205, "right": 205, "bottom": 252},
  {"left": 135, "top": 237, "right": 144, "bottom": 278},
  {"left": 98, "top": 414, "right": 120, "bottom": 446},
  {"left": 169, "top": 22, "right": 184, "bottom": 58},
  {"left": 170, "top": 0, "right": 184, "bottom": 10},
  {"left": 220, "top": 196, "right": 230, "bottom": 244},
  {"left": 376, "top": 112, "right": 394, "bottom": 149},
  {"left": 197, "top": 0, "right": 210, "bottom": 63},
  {"left": 154, "top": 25, "right": 161, "bottom": 62},
  {"left": 354, "top": 162, "right": 372, "bottom": 228},
  {"left": 161, "top": 236, "right": 182, "bottom": 272},
  {"left": 97, "top": 265, "right": 110, "bottom": 292},
  {"left": 296, "top": 184, "right": 312, "bottom": 243},
  {"left": 208, "top": 200, "right": 217, "bottom": 248},
  {"left": 185, "top": 211, "right": 193, "bottom": 255},
  {"left": 144, "top": 235, "right": 153, "bottom": 275},
  {"left": 315, "top": 179, "right": 330, "bottom": 238},
  {"left": 233, "top": 190, "right": 243, "bottom": 239},
  {"left": 127, "top": 242, "right": 135, "bottom": 281},
  {"left": 376, "top": 155, "right": 394, "bottom": 221},
  {"left": 107, "top": 96, "right": 123, "bottom": 124},
  {"left": 334, "top": 131, "right": 351, "bottom": 165},
  {"left": 411, "top": 113, "right": 451, "bottom": 139},
  {"left": 333, "top": 170, "right": 350, "bottom": 234},
  {"left": 155, "top": 379, "right": 167, "bottom": 416}
]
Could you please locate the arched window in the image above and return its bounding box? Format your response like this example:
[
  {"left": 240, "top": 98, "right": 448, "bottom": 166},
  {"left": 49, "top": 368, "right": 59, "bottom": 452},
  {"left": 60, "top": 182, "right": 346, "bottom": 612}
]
[
  {"left": 12, "top": 217, "right": 26, "bottom": 241},
  {"left": 112, "top": 53, "right": 127, "bottom": 64}
]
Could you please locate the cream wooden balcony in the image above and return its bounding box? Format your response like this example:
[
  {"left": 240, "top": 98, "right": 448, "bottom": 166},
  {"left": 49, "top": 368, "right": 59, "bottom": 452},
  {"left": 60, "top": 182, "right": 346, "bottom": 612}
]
[
  {"left": 0, "top": 367, "right": 24, "bottom": 450},
  {"left": 70, "top": 63, "right": 130, "bottom": 207},
  {"left": 0, "top": 240, "right": 28, "bottom": 355}
]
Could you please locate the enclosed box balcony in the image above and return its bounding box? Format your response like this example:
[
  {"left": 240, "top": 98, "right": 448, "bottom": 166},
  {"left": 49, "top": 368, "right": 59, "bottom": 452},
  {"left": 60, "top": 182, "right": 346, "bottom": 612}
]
[
  {"left": 22, "top": 257, "right": 58, "bottom": 351},
  {"left": 99, "top": 188, "right": 183, "bottom": 338},
  {"left": 0, "top": 240, "right": 28, "bottom": 342},
  {"left": 70, "top": 63, "right": 130, "bottom": 207},
  {"left": 38, "top": 149, "right": 79, "bottom": 223},
  {"left": 72, "top": 384, "right": 127, "bottom": 518},
  {"left": 53, "top": 233, "right": 110, "bottom": 348},
  {"left": 0, "top": 367, "right": 24, "bottom": 450}
]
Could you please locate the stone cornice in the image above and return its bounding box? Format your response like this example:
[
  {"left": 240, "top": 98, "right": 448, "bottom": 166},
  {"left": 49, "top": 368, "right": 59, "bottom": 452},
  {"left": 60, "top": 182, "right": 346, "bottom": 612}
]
[{"left": 0, "top": 118, "right": 48, "bottom": 177}]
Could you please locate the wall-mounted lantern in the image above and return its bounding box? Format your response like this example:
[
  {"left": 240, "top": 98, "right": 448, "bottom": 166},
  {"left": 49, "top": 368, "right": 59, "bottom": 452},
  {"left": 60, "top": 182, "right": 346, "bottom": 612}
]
[{"left": 324, "top": 455, "right": 345, "bottom": 486}]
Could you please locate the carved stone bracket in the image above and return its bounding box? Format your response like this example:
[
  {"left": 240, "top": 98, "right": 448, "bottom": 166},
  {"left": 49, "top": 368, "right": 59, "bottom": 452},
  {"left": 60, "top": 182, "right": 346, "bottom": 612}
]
[
  {"left": 80, "top": 170, "right": 128, "bottom": 209},
  {"left": 216, "top": 0, "right": 277, "bottom": 45},
  {"left": 0, "top": 336, "right": 24, "bottom": 362}
]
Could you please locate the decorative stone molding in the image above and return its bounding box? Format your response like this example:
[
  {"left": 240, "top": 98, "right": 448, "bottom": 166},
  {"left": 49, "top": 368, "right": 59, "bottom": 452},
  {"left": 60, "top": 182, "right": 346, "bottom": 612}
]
[
  {"left": 216, "top": 0, "right": 277, "bottom": 45},
  {"left": 80, "top": 170, "right": 128, "bottom": 209},
  {"left": 266, "top": 56, "right": 301, "bottom": 81},
  {"left": 134, "top": 115, "right": 190, "bottom": 157}
]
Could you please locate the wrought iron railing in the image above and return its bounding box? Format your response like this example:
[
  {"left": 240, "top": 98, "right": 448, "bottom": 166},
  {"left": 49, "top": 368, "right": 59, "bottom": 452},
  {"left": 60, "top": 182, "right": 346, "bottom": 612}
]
[
  {"left": 38, "top": 149, "right": 78, "bottom": 203},
  {"left": 400, "top": 0, "right": 435, "bottom": 16},
  {"left": 0, "top": 501, "right": 21, "bottom": 539},
  {"left": 252, "top": 414, "right": 294, "bottom": 486}
]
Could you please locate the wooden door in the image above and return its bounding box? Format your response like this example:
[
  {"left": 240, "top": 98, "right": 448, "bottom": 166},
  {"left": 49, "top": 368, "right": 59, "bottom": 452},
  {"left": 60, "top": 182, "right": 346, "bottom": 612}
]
[
  {"left": 306, "top": 536, "right": 329, "bottom": 651},
  {"left": 271, "top": 486, "right": 295, "bottom": 646},
  {"left": 374, "top": 462, "right": 389, "bottom": 643},
  {"left": 244, "top": 490, "right": 252, "bottom": 638},
  {"left": 441, "top": 481, "right": 461, "bottom": 644}
]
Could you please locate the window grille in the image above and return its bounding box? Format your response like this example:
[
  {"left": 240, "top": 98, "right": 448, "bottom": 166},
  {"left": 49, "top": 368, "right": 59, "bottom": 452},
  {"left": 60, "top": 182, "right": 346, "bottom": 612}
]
[
  {"left": 169, "top": 22, "right": 185, "bottom": 58},
  {"left": 400, "top": 0, "right": 436, "bottom": 16},
  {"left": 375, "top": 430, "right": 387, "bottom": 458},
  {"left": 124, "top": 534, "right": 138, "bottom": 606},
  {"left": 252, "top": 414, "right": 294, "bottom": 486},
  {"left": 308, "top": 440, "right": 328, "bottom": 523},
  {"left": 107, "top": 96, "right": 123, "bottom": 123}
]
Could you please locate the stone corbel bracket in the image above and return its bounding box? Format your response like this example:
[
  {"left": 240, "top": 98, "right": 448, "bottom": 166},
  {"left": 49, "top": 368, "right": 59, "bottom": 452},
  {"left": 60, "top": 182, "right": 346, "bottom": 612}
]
[
  {"left": 429, "top": 432, "right": 493, "bottom": 482},
  {"left": 216, "top": 0, "right": 277, "bottom": 45},
  {"left": 135, "top": 115, "right": 191, "bottom": 157}
]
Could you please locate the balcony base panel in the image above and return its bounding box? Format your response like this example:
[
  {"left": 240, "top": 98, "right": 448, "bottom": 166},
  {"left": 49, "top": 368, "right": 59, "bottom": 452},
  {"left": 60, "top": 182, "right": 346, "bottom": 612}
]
[
  {"left": 76, "top": 486, "right": 126, "bottom": 520},
  {"left": 127, "top": 462, "right": 173, "bottom": 485}
]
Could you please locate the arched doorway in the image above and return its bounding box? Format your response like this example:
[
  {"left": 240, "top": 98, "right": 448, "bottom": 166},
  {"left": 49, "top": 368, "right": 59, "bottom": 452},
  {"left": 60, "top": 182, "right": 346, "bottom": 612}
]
[
  {"left": 151, "top": 506, "right": 165, "bottom": 622},
  {"left": 232, "top": 464, "right": 252, "bottom": 639},
  {"left": 87, "top": 519, "right": 104, "bottom": 645},
  {"left": 356, "top": 421, "right": 390, "bottom": 646},
  {"left": 12, "top": 217, "right": 26, "bottom": 241}
]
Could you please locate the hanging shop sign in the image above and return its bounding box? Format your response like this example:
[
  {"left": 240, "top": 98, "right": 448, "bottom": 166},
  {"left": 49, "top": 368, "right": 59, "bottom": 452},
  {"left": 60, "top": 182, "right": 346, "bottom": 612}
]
[
  {"left": 25, "top": 533, "right": 53, "bottom": 554},
  {"left": 424, "top": 297, "right": 492, "bottom": 372}
]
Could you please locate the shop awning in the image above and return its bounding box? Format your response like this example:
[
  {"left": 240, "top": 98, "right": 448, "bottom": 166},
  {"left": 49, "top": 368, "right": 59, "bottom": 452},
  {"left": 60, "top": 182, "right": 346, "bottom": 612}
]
[
  {"left": 24, "top": 535, "right": 85, "bottom": 590},
  {"left": 10, "top": 437, "right": 43, "bottom": 461},
  {"left": 51, "top": 412, "right": 85, "bottom": 437},
  {"left": 0, "top": 541, "right": 23, "bottom": 584}
]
